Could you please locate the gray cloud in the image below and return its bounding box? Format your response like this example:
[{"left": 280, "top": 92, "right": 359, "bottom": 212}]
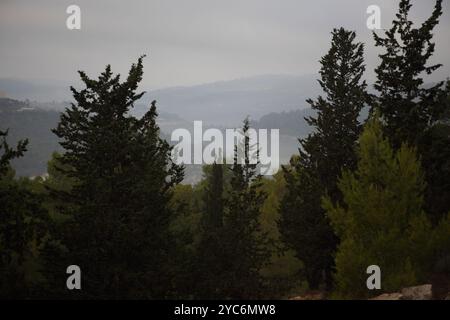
[{"left": 1, "top": 0, "right": 449, "bottom": 89}]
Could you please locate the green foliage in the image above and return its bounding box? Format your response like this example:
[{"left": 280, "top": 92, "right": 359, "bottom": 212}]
[{"left": 323, "top": 116, "right": 435, "bottom": 298}]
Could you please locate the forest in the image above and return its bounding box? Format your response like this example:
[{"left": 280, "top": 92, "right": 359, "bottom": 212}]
[{"left": 0, "top": 0, "right": 449, "bottom": 299}]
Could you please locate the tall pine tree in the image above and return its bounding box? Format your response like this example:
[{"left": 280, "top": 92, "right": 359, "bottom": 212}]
[
  {"left": 279, "top": 28, "right": 369, "bottom": 290},
  {"left": 194, "top": 162, "right": 227, "bottom": 298},
  {"left": 220, "top": 119, "right": 271, "bottom": 299},
  {"left": 373, "top": 0, "right": 443, "bottom": 148},
  {"left": 373, "top": 0, "right": 449, "bottom": 223}
]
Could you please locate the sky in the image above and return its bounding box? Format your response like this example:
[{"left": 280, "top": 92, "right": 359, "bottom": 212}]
[{"left": 1, "top": 0, "right": 449, "bottom": 89}]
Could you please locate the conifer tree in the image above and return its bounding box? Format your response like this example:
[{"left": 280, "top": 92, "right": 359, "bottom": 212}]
[
  {"left": 323, "top": 115, "right": 434, "bottom": 298},
  {"left": 373, "top": 0, "right": 450, "bottom": 223},
  {"left": 52, "top": 57, "right": 183, "bottom": 298},
  {"left": 373, "top": 0, "right": 443, "bottom": 148},
  {"left": 279, "top": 28, "right": 369, "bottom": 290},
  {"left": 203, "top": 162, "right": 224, "bottom": 230},
  {"left": 194, "top": 162, "right": 226, "bottom": 298},
  {"left": 220, "top": 119, "right": 271, "bottom": 299}
]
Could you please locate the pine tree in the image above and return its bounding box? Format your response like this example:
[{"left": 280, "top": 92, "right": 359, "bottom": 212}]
[
  {"left": 373, "top": 0, "right": 444, "bottom": 148},
  {"left": 323, "top": 115, "right": 434, "bottom": 299},
  {"left": 279, "top": 28, "right": 369, "bottom": 290},
  {"left": 373, "top": 0, "right": 450, "bottom": 223},
  {"left": 194, "top": 162, "right": 226, "bottom": 298},
  {"left": 220, "top": 119, "right": 271, "bottom": 299},
  {"left": 203, "top": 162, "right": 224, "bottom": 230},
  {"left": 51, "top": 57, "right": 183, "bottom": 298}
]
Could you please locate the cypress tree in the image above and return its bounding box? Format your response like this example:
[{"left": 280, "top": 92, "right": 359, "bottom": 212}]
[
  {"left": 203, "top": 162, "right": 224, "bottom": 230},
  {"left": 221, "top": 119, "right": 271, "bottom": 299},
  {"left": 195, "top": 162, "right": 226, "bottom": 298},
  {"left": 279, "top": 28, "right": 369, "bottom": 290},
  {"left": 52, "top": 57, "right": 183, "bottom": 298},
  {"left": 373, "top": 0, "right": 449, "bottom": 223},
  {"left": 373, "top": 0, "right": 444, "bottom": 148}
]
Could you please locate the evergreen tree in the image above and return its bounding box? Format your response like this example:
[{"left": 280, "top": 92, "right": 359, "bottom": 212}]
[
  {"left": 51, "top": 57, "right": 183, "bottom": 298},
  {"left": 373, "top": 0, "right": 450, "bottom": 223},
  {"left": 203, "top": 162, "right": 224, "bottom": 230},
  {"left": 279, "top": 28, "right": 369, "bottom": 290},
  {"left": 373, "top": 0, "right": 444, "bottom": 148},
  {"left": 220, "top": 119, "right": 271, "bottom": 299},
  {"left": 194, "top": 162, "right": 226, "bottom": 298},
  {"left": 323, "top": 115, "right": 437, "bottom": 299}
]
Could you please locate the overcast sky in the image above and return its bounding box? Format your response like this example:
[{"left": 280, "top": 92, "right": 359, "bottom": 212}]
[{"left": 1, "top": 0, "right": 449, "bottom": 89}]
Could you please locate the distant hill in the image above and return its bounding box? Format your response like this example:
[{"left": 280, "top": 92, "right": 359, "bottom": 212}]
[
  {"left": 0, "top": 98, "right": 205, "bottom": 178},
  {"left": 0, "top": 98, "right": 61, "bottom": 177},
  {"left": 1, "top": 97, "right": 315, "bottom": 180},
  {"left": 150, "top": 74, "right": 319, "bottom": 125},
  {"left": 0, "top": 72, "right": 326, "bottom": 180},
  {"left": 1, "top": 74, "right": 321, "bottom": 126},
  {"left": 0, "top": 78, "right": 72, "bottom": 102},
  {"left": 252, "top": 108, "right": 315, "bottom": 137}
]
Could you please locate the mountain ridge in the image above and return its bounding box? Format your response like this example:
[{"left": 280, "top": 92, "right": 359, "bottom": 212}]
[{"left": 0, "top": 74, "right": 320, "bottom": 125}]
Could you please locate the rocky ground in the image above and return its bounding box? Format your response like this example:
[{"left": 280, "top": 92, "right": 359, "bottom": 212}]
[{"left": 289, "top": 284, "right": 450, "bottom": 300}]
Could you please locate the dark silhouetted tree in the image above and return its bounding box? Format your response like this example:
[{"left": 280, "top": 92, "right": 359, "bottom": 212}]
[
  {"left": 279, "top": 28, "right": 369, "bottom": 290},
  {"left": 373, "top": 0, "right": 443, "bottom": 148},
  {"left": 194, "top": 162, "right": 227, "bottom": 298},
  {"left": 52, "top": 57, "right": 184, "bottom": 298},
  {"left": 418, "top": 80, "right": 450, "bottom": 223},
  {"left": 221, "top": 119, "right": 271, "bottom": 299}
]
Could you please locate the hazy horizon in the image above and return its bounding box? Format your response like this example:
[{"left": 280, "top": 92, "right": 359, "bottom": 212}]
[{"left": 1, "top": 0, "right": 449, "bottom": 90}]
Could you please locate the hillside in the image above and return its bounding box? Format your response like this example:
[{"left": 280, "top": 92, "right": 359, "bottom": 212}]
[
  {"left": 1, "top": 97, "right": 315, "bottom": 180},
  {"left": 0, "top": 98, "right": 61, "bottom": 177}
]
